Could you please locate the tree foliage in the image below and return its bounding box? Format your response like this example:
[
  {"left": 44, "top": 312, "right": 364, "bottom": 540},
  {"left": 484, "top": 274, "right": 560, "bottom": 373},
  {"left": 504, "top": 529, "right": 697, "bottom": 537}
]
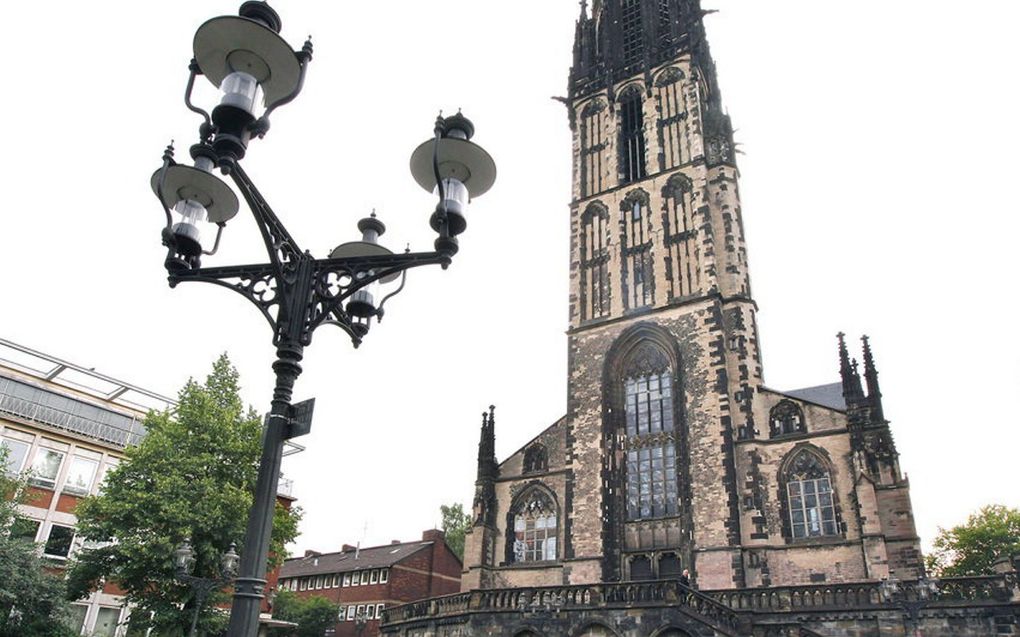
[
  {"left": 440, "top": 503, "right": 470, "bottom": 561},
  {"left": 269, "top": 590, "right": 338, "bottom": 637},
  {"left": 66, "top": 355, "right": 301, "bottom": 635},
  {"left": 926, "top": 505, "right": 1020, "bottom": 577},
  {"left": 0, "top": 449, "right": 77, "bottom": 637}
]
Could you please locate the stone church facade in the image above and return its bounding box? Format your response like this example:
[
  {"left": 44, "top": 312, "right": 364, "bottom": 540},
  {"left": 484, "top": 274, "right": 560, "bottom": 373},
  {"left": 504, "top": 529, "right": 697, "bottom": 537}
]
[{"left": 382, "top": 1, "right": 1019, "bottom": 635}]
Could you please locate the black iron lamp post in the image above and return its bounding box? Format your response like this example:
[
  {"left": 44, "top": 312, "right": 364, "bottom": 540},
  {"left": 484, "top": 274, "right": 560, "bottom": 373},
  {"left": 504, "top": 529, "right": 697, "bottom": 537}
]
[
  {"left": 174, "top": 538, "right": 240, "bottom": 637},
  {"left": 150, "top": 4, "right": 496, "bottom": 637}
]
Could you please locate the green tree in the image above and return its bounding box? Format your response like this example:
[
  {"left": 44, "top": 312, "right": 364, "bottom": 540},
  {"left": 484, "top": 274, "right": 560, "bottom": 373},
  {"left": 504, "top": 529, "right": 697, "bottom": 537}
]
[
  {"left": 269, "top": 590, "right": 338, "bottom": 637},
  {"left": 66, "top": 355, "right": 301, "bottom": 636},
  {"left": 0, "top": 448, "right": 77, "bottom": 637},
  {"left": 440, "top": 503, "right": 471, "bottom": 561},
  {"left": 926, "top": 505, "right": 1020, "bottom": 577}
]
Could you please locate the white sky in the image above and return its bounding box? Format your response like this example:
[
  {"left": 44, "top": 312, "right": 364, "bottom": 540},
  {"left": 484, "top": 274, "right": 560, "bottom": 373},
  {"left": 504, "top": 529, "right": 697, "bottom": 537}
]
[{"left": 2, "top": 1, "right": 1018, "bottom": 558}]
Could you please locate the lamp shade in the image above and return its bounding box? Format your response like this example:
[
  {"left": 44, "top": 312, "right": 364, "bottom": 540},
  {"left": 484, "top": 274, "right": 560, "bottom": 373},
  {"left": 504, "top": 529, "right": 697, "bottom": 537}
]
[
  {"left": 329, "top": 241, "right": 401, "bottom": 284},
  {"left": 193, "top": 15, "right": 301, "bottom": 107},
  {"left": 409, "top": 136, "right": 496, "bottom": 200},
  {"left": 150, "top": 164, "right": 239, "bottom": 225}
]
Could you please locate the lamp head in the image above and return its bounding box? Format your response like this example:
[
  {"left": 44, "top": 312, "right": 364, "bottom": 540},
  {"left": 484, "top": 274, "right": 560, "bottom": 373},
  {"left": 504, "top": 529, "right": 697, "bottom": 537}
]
[{"left": 409, "top": 112, "right": 496, "bottom": 238}]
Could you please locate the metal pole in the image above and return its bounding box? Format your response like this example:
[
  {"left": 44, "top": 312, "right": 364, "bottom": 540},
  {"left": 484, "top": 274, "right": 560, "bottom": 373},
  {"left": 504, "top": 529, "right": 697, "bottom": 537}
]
[{"left": 226, "top": 344, "right": 303, "bottom": 637}]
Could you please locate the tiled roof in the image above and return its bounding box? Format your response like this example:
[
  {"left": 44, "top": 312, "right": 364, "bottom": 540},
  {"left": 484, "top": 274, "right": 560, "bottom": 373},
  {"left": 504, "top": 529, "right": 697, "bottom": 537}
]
[
  {"left": 280, "top": 541, "right": 430, "bottom": 578},
  {"left": 783, "top": 382, "right": 846, "bottom": 411}
]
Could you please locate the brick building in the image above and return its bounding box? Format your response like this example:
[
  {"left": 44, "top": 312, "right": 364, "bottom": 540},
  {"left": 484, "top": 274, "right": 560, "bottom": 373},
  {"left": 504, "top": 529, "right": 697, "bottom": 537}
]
[
  {"left": 278, "top": 530, "right": 462, "bottom": 636},
  {"left": 0, "top": 338, "right": 174, "bottom": 636},
  {"left": 380, "top": 1, "right": 1020, "bottom": 636},
  {"left": 0, "top": 338, "right": 300, "bottom": 636}
]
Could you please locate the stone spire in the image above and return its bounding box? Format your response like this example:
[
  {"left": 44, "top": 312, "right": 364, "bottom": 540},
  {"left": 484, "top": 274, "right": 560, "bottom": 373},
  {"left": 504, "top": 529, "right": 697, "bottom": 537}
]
[
  {"left": 837, "top": 332, "right": 865, "bottom": 409},
  {"left": 861, "top": 335, "right": 885, "bottom": 424},
  {"left": 472, "top": 406, "right": 498, "bottom": 527}
]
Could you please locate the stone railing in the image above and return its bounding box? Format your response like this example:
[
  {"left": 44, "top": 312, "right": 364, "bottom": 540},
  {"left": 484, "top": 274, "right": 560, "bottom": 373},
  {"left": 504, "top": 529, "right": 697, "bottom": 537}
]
[
  {"left": 706, "top": 573, "right": 1019, "bottom": 612},
  {"left": 383, "top": 580, "right": 743, "bottom": 631}
]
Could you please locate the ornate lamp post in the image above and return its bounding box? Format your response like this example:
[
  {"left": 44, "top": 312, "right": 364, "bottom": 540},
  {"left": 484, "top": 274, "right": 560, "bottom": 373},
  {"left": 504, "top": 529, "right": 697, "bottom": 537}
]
[
  {"left": 174, "top": 538, "right": 240, "bottom": 637},
  {"left": 151, "top": 4, "right": 496, "bottom": 636}
]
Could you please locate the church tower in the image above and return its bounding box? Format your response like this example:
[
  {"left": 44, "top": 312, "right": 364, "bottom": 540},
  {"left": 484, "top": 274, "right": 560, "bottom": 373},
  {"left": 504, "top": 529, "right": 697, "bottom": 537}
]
[
  {"left": 460, "top": 0, "right": 922, "bottom": 594},
  {"left": 564, "top": 0, "right": 760, "bottom": 588}
]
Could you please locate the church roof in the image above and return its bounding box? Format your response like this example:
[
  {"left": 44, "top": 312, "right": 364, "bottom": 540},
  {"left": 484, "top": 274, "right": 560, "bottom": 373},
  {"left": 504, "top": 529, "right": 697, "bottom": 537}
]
[{"left": 782, "top": 383, "right": 847, "bottom": 411}]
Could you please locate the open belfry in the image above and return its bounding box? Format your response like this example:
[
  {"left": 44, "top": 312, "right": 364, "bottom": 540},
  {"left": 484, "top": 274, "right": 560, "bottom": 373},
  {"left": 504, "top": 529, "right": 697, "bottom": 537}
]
[{"left": 382, "top": 1, "right": 1020, "bottom": 635}]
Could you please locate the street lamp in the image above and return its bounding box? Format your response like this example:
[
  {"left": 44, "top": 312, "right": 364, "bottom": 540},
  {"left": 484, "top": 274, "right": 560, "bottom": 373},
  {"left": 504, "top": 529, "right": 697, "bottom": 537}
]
[
  {"left": 150, "top": 3, "right": 496, "bottom": 637},
  {"left": 174, "top": 538, "right": 240, "bottom": 637}
]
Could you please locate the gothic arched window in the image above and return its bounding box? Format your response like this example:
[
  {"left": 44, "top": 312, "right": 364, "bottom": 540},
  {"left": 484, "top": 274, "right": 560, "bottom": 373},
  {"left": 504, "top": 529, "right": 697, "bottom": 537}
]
[
  {"left": 784, "top": 449, "right": 838, "bottom": 539},
  {"left": 523, "top": 444, "right": 548, "bottom": 474},
  {"left": 618, "top": 87, "right": 647, "bottom": 184},
  {"left": 581, "top": 202, "right": 611, "bottom": 320},
  {"left": 579, "top": 99, "right": 608, "bottom": 197},
  {"left": 655, "top": 68, "right": 689, "bottom": 170},
  {"left": 662, "top": 174, "right": 698, "bottom": 299},
  {"left": 623, "top": 342, "right": 678, "bottom": 520},
  {"left": 510, "top": 488, "right": 558, "bottom": 563},
  {"left": 621, "top": 191, "right": 654, "bottom": 309},
  {"left": 579, "top": 624, "right": 615, "bottom": 637},
  {"left": 630, "top": 554, "right": 653, "bottom": 580},
  {"left": 770, "top": 400, "right": 806, "bottom": 437},
  {"left": 659, "top": 552, "right": 683, "bottom": 578}
]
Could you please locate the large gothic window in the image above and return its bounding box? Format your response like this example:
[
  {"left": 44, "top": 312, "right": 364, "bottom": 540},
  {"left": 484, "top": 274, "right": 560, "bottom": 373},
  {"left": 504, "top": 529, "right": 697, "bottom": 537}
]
[
  {"left": 784, "top": 449, "right": 838, "bottom": 539},
  {"left": 770, "top": 400, "right": 806, "bottom": 437},
  {"left": 581, "top": 202, "right": 611, "bottom": 320},
  {"left": 655, "top": 68, "right": 689, "bottom": 170},
  {"left": 510, "top": 488, "right": 558, "bottom": 563},
  {"left": 619, "top": 88, "right": 647, "bottom": 184},
  {"left": 579, "top": 625, "right": 614, "bottom": 637},
  {"left": 623, "top": 344, "right": 678, "bottom": 520},
  {"left": 662, "top": 174, "right": 698, "bottom": 299},
  {"left": 622, "top": 191, "right": 654, "bottom": 309},
  {"left": 580, "top": 100, "right": 608, "bottom": 197}
]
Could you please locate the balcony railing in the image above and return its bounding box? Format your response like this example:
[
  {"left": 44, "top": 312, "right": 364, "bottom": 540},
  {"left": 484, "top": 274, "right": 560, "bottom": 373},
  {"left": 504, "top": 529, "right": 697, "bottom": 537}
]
[
  {"left": 0, "top": 377, "right": 146, "bottom": 448},
  {"left": 382, "top": 573, "right": 1019, "bottom": 634},
  {"left": 383, "top": 580, "right": 744, "bottom": 632}
]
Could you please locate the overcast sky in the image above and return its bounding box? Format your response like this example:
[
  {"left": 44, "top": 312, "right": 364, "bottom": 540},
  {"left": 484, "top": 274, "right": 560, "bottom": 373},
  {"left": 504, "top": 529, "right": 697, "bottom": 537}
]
[{"left": 2, "top": 1, "right": 1018, "bottom": 559}]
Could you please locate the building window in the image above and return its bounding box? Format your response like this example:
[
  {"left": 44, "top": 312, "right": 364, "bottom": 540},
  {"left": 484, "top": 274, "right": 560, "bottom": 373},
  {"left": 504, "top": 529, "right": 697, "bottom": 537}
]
[
  {"left": 621, "top": 192, "right": 654, "bottom": 309},
  {"left": 356, "top": 605, "right": 366, "bottom": 621},
  {"left": 620, "top": 0, "right": 644, "bottom": 65},
  {"left": 65, "top": 604, "right": 88, "bottom": 634},
  {"left": 659, "top": 552, "right": 683, "bottom": 578},
  {"left": 619, "top": 89, "right": 647, "bottom": 184},
  {"left": 360, "top": 570, "right": 369, "bottom": 585},
  {"left": 510, "top": 488, "right": 558, "bottom": 563},
  {"left": 343, "top": 573, "right": 351, "bottom": 586},
  {"left": 370, "top": 569, "right": 378, "bottom": 584},
  {"left": 579, "top": 625, "right": 614, "bottom": 637},
  {"left": 1, "top": 437, "right": 30, "bottom": 474},
  {"left": 579, "top": 100, "right": 608, "bottom": 197},
  {"left": 299, "top": 578, "right": 307, "bottom": 591},
  {"left": 523, "top": 444, "right": 548, "bottom": 474},
  {"left": 10, "top": 517, "right": 40, "bottom": 543},
  {"left": 29, "top": 447, "right": 65, "bottom": 489},
  {"left": 623, "top": 346, "right": 678, "bottom": 520},
  {"left": 581, "top": 202, "right": 611, "bottom": 320},
  {"left": 379, "top": 568, "right": 388, "bottom": 583},
  {"left": 366, "top": 605, "right": 376, "bottom": 619},
  {"left": 93, "top": 607, "right": 121, "bottom": 637},
  {"left": 63, "top": 455, "right": 99, "bottom": 496},
  {"left": 770, "top": 400, "right": 806, "bottom": 437},
  {"left": 785, "top": 450, "right": 838, "bottom": 539},
  {"left": 655, "top": 68, "right": 689, "bottom": 170},
  {"left": 332, "top": 573, "right": 341, "bottom": 587},
  {"left": 662, "top": 174, "right": 698, "bottom": 299},
  {"left": 350, "top": 571, "right": 359, "bottom": 586},
  {"left": 630, "top": 555, "right": 653, "bottom": 580},
  {"left": 346, "top": 605, "right": 356, "bottom": 621},
  {"left": 43, "top": 524, "right": 75, "bottom": 559}
]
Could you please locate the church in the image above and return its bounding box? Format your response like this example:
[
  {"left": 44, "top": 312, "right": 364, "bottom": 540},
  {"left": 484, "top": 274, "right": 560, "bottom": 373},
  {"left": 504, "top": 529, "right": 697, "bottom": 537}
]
[{"left": 381, "top": 1, "right": 1019, "bottom": 635}]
